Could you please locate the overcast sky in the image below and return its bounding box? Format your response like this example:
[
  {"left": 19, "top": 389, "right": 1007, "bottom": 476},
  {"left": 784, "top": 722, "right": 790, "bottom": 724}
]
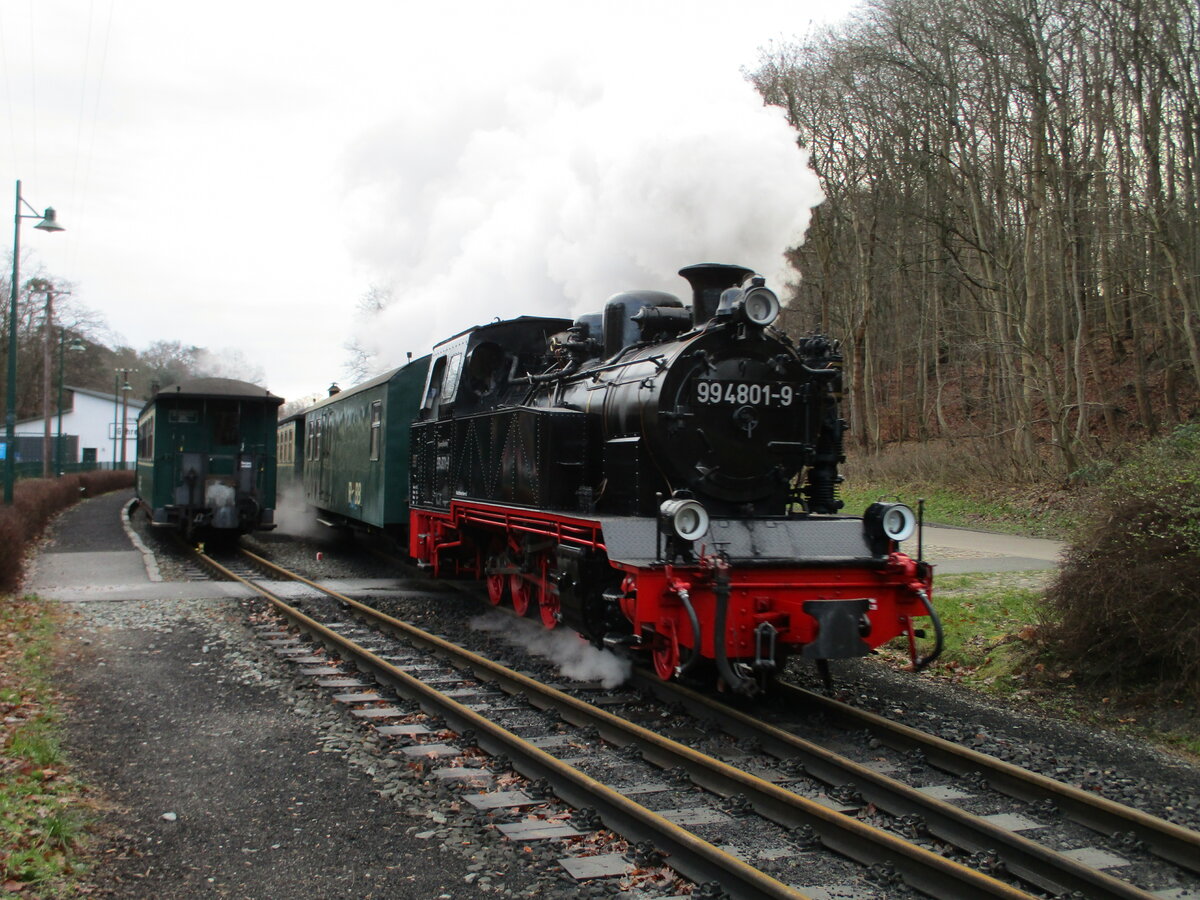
[{"left": 1, "top": 0, "right": 856, "bottom": 403}]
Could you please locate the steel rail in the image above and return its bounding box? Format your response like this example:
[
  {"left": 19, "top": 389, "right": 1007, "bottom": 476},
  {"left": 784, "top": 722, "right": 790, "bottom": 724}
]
[
  {"left": 632, "top": 672, "right": 1163, "bottom": 900},
  {"left": 772, "top": 680, "right": 1200, "bottom": 877},
  {"left": 200, "top": 549, "right": 805, "bottom": 899},
  {"left": 230, "top": 547, "right": 1034, "bottom": 900}
]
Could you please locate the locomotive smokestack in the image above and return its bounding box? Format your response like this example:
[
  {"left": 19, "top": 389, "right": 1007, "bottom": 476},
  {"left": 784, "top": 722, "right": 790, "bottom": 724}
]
[{"left": 679, "top": 263, "right": 755, "bottom": 327}]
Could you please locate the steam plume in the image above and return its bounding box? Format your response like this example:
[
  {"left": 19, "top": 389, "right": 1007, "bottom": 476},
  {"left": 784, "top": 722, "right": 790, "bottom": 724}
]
[{"left": 342, "top": 54, "right": 823, "bottom": 372}]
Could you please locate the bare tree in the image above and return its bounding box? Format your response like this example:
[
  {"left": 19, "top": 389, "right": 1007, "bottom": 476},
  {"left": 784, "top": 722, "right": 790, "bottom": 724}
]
[{"left": 751, "top": 0, "right": 1199, "bottom": 477}]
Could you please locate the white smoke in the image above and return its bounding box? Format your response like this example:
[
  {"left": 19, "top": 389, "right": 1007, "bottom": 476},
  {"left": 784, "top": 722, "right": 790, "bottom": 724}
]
[
  {"left": 342, "top": 51, "right": 824, "bottom": 372},
  {"left": 272, "top": 483, "right": 325, "bottom": 539},
  {"left": 193, "top": 348, "right": 267, "bottom": 386},
  {"left": 470, "top": 611, "right": 632, "bottom": 689}
]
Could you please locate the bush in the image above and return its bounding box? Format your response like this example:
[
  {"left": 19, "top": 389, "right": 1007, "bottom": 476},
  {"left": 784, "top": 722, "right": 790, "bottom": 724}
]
[
  {"left": 1043, "top": 425, "right": 1200, "bottom": 695},
  {"left": 0, "top": 470, "right": 135, "bottom": 594}
]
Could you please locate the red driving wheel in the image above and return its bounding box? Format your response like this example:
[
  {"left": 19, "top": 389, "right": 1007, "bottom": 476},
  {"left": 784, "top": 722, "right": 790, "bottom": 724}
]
[
  {"left": 651, "top": 621, "right": 680, "bottom": 681},
  {"left": 510, "top": 574, "right": 533, "bottom": 616},
  {"left": 538, "top": 588, "right": 559, "bottom": 629},
  {"left": 486, "top": 572, "right": 508, "bottom": 606}
]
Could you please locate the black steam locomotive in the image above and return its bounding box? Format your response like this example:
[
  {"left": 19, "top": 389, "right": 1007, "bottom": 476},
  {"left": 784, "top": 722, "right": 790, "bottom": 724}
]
[{"left": 401, "top": 263, "right": 937, "bottom": 693}]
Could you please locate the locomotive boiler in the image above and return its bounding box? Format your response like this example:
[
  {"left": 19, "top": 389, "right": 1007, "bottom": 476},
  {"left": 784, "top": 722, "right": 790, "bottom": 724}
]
[{"left": 408, "top": 263, "right": 938, "bottom": 694}]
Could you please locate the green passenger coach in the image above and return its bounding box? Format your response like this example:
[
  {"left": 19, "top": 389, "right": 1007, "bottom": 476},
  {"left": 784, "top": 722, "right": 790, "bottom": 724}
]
[
  {"left": 301, "top": 355, "right": 430, "bottom": 536},
  {"left": 276, "top": 412, "right": 305, "bottom": 495},
  {"left": 136, "top": 377, "right": 284, "bottom": 538}
]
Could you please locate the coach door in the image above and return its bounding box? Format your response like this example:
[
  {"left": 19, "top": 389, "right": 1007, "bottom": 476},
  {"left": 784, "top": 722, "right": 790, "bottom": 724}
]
[{"left": 317, "top": 413, "right": 332, "bottom": 505}]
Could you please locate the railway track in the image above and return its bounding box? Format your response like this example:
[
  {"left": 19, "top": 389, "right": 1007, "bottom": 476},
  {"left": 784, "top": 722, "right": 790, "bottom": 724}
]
[
  {"left": 630, "top": 674, "right": 1200, "bottom": 899},
  {"left": 194, "top": 543, "right": 1200, "bottom": 900}
]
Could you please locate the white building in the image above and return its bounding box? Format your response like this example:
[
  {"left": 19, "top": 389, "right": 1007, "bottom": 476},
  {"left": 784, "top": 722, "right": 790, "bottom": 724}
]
[{"left": 12, "top": 385, "right": 144, "bottom": 467}]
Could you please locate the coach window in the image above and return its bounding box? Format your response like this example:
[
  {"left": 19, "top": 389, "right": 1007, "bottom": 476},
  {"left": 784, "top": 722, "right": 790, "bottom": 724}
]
[
  {"left": 137, "top": 415, "right": 155, "bottom": 461},
  {"left": 369, "top": 400, "right": 383, "bottom": 460},
  {"left": 278, "top": 425, "right": 292, "bottom": 465},
  {"left": 214, "top": 411, "right": 239, "bottom": 446}
]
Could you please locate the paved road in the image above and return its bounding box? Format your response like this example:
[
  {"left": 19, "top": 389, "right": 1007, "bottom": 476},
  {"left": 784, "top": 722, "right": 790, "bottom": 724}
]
[
  {"left": 28, "top": 489, "right": 249, "bottom": 601},
  {"left": 913, "top": 525, "right": 1064, "bottom": 574}
]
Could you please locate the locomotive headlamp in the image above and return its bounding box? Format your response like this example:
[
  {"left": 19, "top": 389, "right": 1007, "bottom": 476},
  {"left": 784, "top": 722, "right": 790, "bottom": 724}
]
[
  {"left": 742, "top": 286, "right": 780, "bottom": 327},
  {"left": 659, "top": 496, "right": 710, "bottom": 541},
  {"left": 864, "top": 501, "right": 917, "bottom": 546}
]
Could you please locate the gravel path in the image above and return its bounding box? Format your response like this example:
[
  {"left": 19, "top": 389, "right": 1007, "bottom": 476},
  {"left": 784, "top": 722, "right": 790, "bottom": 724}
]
[{"left": 60, "top": 599, "right": 493, "bottom": 898}]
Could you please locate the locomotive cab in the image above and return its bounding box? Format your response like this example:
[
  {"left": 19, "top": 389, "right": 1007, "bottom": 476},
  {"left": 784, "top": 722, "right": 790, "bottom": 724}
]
[{"left": 417, "top": 316, "right": 574, "bottom": 419}]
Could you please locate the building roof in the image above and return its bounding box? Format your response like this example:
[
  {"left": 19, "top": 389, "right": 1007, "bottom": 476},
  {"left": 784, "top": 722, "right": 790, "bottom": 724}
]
[
  {"left": 13, "top": 385, "right": 144, "bottom": 429},
  {"left": 66, "top": 385, "right": 147, "bottom": 408}
]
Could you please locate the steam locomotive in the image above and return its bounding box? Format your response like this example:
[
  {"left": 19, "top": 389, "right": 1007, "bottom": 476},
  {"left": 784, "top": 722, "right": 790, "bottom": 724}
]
[{"left": 290, "top": 263, "right": 938, "bottom": 693}]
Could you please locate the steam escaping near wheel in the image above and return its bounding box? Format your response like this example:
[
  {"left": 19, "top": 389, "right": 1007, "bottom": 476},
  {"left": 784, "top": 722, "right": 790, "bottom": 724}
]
[{"left": 470, "top": 612, "right": 632, "bottom": 689}]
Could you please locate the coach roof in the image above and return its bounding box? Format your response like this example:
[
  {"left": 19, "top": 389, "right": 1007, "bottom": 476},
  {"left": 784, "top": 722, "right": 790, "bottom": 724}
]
[{"left": 153, "top": 377, "right": 283, "bottom": 404}]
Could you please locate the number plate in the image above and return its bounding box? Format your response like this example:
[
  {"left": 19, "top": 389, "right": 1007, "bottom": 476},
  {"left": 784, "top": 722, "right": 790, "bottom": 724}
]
[{"left": 694, "top": 381, "right": 796, "bottom": 407}]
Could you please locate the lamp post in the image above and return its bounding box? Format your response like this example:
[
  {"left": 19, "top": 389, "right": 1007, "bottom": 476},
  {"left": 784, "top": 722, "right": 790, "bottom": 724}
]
[
  {"left": 111, "top": 373, "right": 119, "bottom": 467},
  {"left": 56, "top": 331, "right": 85, "bottom": 476},
  {"left": 4, "top": 180, "right": 64, "bottom": 504},
  {"left": 120, "top": 376, "right": 133, "bottom": 470},
  {"left": 113, "top": 368, "right": 136, "bottom": 471},
  {"left": 29, "top": 279, "right": 70, "bottom": 479}
]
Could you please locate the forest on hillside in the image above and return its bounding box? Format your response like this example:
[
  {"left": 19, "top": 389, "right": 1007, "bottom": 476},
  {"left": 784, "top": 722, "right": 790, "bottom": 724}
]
[{"left": 751, "top": 0, "right": 1198, "bottom": 479}]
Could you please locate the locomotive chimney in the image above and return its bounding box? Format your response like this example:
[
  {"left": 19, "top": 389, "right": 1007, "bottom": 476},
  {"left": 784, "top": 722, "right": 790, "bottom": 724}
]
[{"left": 679, "top": 263, "right": 756, "bottom": 327}]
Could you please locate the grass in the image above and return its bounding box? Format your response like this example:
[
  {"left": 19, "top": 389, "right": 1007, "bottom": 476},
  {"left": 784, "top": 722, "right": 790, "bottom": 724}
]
[
  {"left": 876, "top": 571, "right": 1047, "bottom": 695},
  {"left": 1, "top": 596, "right": 90, "bottom": 898}
]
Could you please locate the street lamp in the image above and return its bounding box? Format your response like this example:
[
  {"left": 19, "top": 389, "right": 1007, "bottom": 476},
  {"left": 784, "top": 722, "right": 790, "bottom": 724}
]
[
  {"left": 56, "top": 332, "right": 86, "bottom": 476},
  {"left": 4, "top": 180, "right": 64, "bottom": 504},
  {"left": 113, "top": 368, "right": 136, "bottom": 471},
  {"left": 30, "top": 279, "right": 71, "bottom": 479},
  {"left": 120, "top": 375, "right": 134, "bottom": 470}
]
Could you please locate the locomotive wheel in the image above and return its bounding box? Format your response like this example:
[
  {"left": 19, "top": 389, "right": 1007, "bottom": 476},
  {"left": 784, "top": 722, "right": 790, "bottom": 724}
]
[
  {"left": 486, "top": 573, "right": 508, "bottom": 606},
  {"left": 510, "top": 574, "right": 534, "bottom": 617},
  {"left": 538, "top": 589, "right": 560, "bottom": 630},
  {"left": 651, "top": 623, "right": 680, "bottom": 681}
]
